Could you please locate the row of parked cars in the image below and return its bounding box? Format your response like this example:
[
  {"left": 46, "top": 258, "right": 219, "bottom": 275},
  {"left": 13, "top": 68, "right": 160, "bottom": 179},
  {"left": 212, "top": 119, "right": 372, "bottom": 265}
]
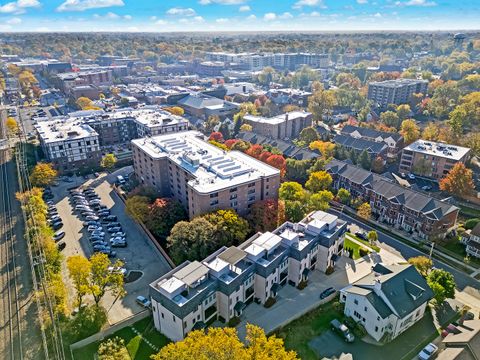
[
  {"left": 46, "top": 199, "right": 67, "bottom": 251},
  {"left": 69, "top": 186, "right": 128, "bottom": 258}
]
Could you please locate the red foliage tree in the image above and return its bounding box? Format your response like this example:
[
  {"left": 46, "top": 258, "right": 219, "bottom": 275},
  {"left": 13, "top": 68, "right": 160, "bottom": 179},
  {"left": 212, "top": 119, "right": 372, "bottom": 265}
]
[
  {"left": 259, "top": 151, "right": 273, "bottom": 163},
  {"left": 248, "top": 199, "right": 285, "bottom": 232},
  {"left": 224, "top": 139, "right": 238, "bottom": 149},
  {"left": 145, "top": 198, "right": 187, "bottom": 239},
  {"left": 209, "top": 132, "right": 224, "bottom": 143},
  {"left": 246, "top": 144, "right": 264, "bottom": 159},
  {"left": 265, "top": 154, "right": 286, "bottom": 176}
]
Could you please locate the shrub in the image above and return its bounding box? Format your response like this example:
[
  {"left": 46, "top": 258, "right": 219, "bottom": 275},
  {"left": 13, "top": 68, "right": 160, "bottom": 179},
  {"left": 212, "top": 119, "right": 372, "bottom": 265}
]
[
  {"left": 297, "top": 280, "right": 308, "bottom": 290},
  {"left": 227, "top": 316, "right": 240, "bottom": 327},
  {"left": 332, "top": 301, "right": 344, "bottom": 313},
  {"left": 359, "top": 248, "right": 370, "bottom": 257},
  {"left": 325, "top": 266, "right": 334, "bottom": 275},
  {"left": 264, "top": 297, "right": 277, "bottom": 308},
  {"left": 465, "top": 218, "right": 480, "bottom": 230}
]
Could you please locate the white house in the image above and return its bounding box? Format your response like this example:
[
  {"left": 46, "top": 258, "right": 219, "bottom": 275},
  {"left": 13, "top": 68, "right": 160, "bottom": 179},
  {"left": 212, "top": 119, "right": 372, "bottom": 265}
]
[{"left": 340, "top": 263, "right": 433, "bottom": 343}]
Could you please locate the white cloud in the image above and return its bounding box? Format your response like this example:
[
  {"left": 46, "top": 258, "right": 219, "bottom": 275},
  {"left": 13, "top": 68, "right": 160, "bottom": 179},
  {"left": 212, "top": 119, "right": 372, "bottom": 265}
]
[
  {"left": 246, "top": 14, "right": 256, "bottom": 20},
  {"left": 199, "top": 0, "right": 246, "bottom": 4},
  {"left": 155, "top": 19, "right": 168, "bottom": 25},
  {"left": 278, "top": 12, "right": 293, "bottom": 19},
  {"left": 93, "top": 11, "right": 121, "bottom": 19},
  {"left": 123, "top": 14, "right": 131, "bottom": 20},
  {"left": 0, "top": 0, "right": 40, "bottom": 14},
  {"left": 357, "top": 0, "right": 368, "bottom": 3},
  {"left": 373, "top": 12, "right": 382, "bottom": 17},
  {"left": 166, "top": 7, "right": 196, "bottom": 16},
  {"left": 292, "top": 0, "right": 326, "bottom": 9},
  {"left": 216, "top": 17, "right": 229, "bottom": 23},
  {"left": 310, "top": 11, "right": 320, "bottom": 16},
  {"left": 239, "top": 5, "right": 250, "bottom": 12},
  {"left": 193, "top": 16, "right": 205, "bottom": 22},
  {"left": 395, "top": 0, "right": 437, "bottom": 6},
  {"left": 264, "top": 12, "right": 276, "bottom": 21},
  {"left": 57, "top": 0, "right": 124, "bottom": 12},
  {"left": 6, "top": 17, "right": 22, "bottom": 24}
]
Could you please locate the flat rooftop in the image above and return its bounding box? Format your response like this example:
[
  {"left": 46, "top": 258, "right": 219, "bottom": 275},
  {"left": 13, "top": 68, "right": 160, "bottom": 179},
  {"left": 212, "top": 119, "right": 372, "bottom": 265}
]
[
  {"left": 132, "top": 131, "right": 280, "bottom": 194},
  {"left": 35, "top": 119, "right": 98, "bottom": 143},
  {"left": 244, "top": 111, "right": 311, "bottom": 125},
  {"left": 369, "top": 79, "right": 428, "bottom": 87},
  {"left": 403, "top": 139, "right": 470, "bottom": 161},
  {"left": 109, "top": 107, "right": 189, "bottom": 128}
]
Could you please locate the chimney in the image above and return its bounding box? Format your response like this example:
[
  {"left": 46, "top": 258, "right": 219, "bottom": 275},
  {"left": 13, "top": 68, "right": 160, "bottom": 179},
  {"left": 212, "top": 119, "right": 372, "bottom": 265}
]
[
  {"left": 374, "top": 278, "right": 381, "bottom": 292},
  {"left": 242, "top": 85, "right": 246, "bottom": 93},
  {"left": 285, "top": 113, "right": 289, "bottom": 122}
]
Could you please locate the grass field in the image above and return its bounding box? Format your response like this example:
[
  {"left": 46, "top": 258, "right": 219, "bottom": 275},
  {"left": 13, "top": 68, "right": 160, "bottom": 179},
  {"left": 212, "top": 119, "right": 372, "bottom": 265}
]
[
  {"left": 347, "top": 232, "right": 381, "bottom": 252},
  {"left": 274, "top": 299, "right": 344, "bottom": 360},
  {"left": 72, "top": 317, "right": 170, "bottom": 360}
]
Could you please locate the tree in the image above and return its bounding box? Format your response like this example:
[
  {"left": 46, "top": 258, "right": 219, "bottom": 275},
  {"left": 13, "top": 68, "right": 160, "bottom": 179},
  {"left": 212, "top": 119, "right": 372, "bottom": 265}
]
[
  {"left": 265, "top": 154, "right": 286, "bottom": 177},
  {"left": 448, "top": 106, "right": 465, "bottom": 139},
  {"left": 298, "top": 127, "right": 319, "bottom": 145},
  {"left": 76, "top": 96, "right": 95, "bottom": 110},
  {"left": 357, "top": 203, "right": 371, "bottom": 220},
  {"left": 67, "top": 255, "right": 91, "bottom": 308},
  {"left": 305, "top": 171, "right": 332, "bottom": 193},
  {"left": 427, "top": 269, "right": 456, "bottom": 305},
  {"left": 308, "top": 82, "right": 336, "bottom": 124},
  {"left": 101, "top": 153, "right": 117, "bottom": 170},
  {"left": 396, "top": 104, "right": 411, "bottom": 120},
  {"left": 125, "top": 195, "right": 150, "bottom": 222},
  {"left": 98, "top": 337, "right": 130, "bottom": 360},
  {"left": 146, "top": 198, "right": 187, "bottom": 239},
  {"left": 400, "top": 119, "right": 420, "bottom": 145},
  {"left": 422, "top": 122, "right": 440, "bottom": 141},
  {"left": 204, "top": 115, "right": 220, "bottom": 134},
  {"left": 167, "top": 217, "right": 216, "bottom": 264},
  {"left": 309, "top": 140, "right": 335, "bottom": 158},
  {"left": 285, "top": 158, "right": 314, "bottom": 184},
  {"left": 153, "top": 324, "right": 298, "bottom": 360},
  {"left": 245, "top": 144, "right": 264, "bottom": 159},
  {"left": 209, "top": 132, "right": 224, "bottom": 143},
  {"left": 88, "top": 253, "right": 125, "bottom": 306},
  {"left": 248, "top": 199, "right": 285, "bottom": 232},
  {"left": 240, "top": 123, "right": 252, "bottom": 132},
  {"left": 165, "top": 106, "right": 185, "bottom": 116},
  {"left": 30, "top": 163, "right": 57, "bottom": 188},
  {"left": 408, "top": 256, "right": 433, "bottom": 277},
  {"left": 6, "top": 117, "right": 19, "bottom": 135},
  {"left": 358, "top": 150, "right": 371, "bottom": 170},
  {"left": 308, "top": 190, "right": 334, "bottom": 212},
  {"left": 284, "top": 200, "right": 307, "bottom": 223},
  {"left": 367, "top": 230, "right": 378, "bottom": 245},
  {"left": 439, "top": 163, "right": 475, "bottom": 198},
  {"left": 231, "top": 140, "right": 251, "bottom": 152},
  {"left": 371, "top": 156, "right": 385, "bottom": 174},
  {"left": 336, "top": 188, "right": 351, "bottom": 205},
  {"left": 380, "top": 111, "right": 400, "bottom": 129},
  {"left": 279, "top": 182, "right": 305, "bottom": 202},
  {"left": 429, "top": 81, "right": 461, "bottom": 119},
  {"left": 203, "top": 209, "right": 250, "bottom": 247}
]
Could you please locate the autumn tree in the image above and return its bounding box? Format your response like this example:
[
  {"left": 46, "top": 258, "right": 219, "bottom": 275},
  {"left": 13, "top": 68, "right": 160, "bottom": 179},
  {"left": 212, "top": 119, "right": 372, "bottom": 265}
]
[
  {"left": 152, "top": 324, "right": 298, "bottom": 360},
  {"left": 67, "top": 255, "right": 91, "bottom": 307},
  {"left": 6, "top": 117, "right": 19, "bottom": 135},
  {"left": 308, "top": 82, "right": 336, "bottom": 124},
  {"left": 240, "top": 123, "right": 253, "bottom": 132},
  {"left": 427, "top": 269, "right": 456, "bottom": 305},
  {"left": 336, "top": 188, "right": 351, "bottom": 205},
  {"left": 248, "top": 199, "right": 285, "bottom": 232},
  {"left": 308, "top": 190, "right": 334, "bottom": 212},
  {"left": 297, "top": 127, "right": 319, "bottom": 145},
  {"left": 98, "top": 337, "right": 129, "bottom": 360},
  {"left": 380, "top": 111, "right": 400, "bottom": 129},
  {"left": 245, "top": 144, "right": 264, "bottom": 159},
  {"left": 209, "top": 132, "right": 224, "bottom": 143},
  {"left": 204, "top": 115, "right": 220, "bottom": 134},
  {"left": 30, "top": 163, "right": 57, "bottom": 188},
  {"left": 357, "top": 202, "right": 371, "bottom": 220},
  {"left": 125, "top": 195, "right": 150, "bottom": 222},
  {"left": 309, "top": 140, "right": 335, "bottom": 158},
  {"left": 88, "top": 253, "right": 125, "bottom": 306},
  {"left": 408, "top": 256, "right": 433, "bottom": 278},
  {"left": 305, "top": 171, "right": 332, "bottom": 193},
  {"left": 367, "top": 230, "right": 378, "bottom": 245},
  {"left": 439, "top": 163, "right": 475, "bottom": 198},
  {"left": 203, "top": 209, "right": 250, "bottom": 247},
  {"left": 400, "top": 119, "right": 420, "bottom": 145},
  {"left": 429, "top": 81, "right": 461, "bottom": 119},
  {"left": 422, "top": 122, "right": 440, "bottom": 141},
  {"left": 100, "top": 153, "right": 117, "bottom": 170},
  {"left": 76, "top": 96, "right": 96, "bottom": 110},
  {"left": 396, "top": 104, "right": 411, "bottom": 120},
  {"left": 165, "top": 106, "right": 185, "bottom": 116},
  {"left": 146, "top": 198, "right": 187, "bottom": 239},
  {"left": 265, "top": 154, "right": 286, "bottom": 177}
]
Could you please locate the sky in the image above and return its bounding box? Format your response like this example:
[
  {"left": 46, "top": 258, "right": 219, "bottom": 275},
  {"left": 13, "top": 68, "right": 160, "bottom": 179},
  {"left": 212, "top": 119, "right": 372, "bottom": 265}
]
[{"left": 0, "top": 0, "right": 478, "bottom": 32}]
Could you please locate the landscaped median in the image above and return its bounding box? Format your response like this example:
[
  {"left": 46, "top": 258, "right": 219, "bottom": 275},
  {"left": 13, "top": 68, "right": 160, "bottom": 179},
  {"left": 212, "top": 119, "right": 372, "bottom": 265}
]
[{"left": 72, "top": 317, "right": 170, "bottom": 360}]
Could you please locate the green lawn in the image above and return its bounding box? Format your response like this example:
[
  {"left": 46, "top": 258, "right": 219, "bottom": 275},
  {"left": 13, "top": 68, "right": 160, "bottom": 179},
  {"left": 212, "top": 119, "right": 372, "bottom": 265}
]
[
  {"left": 72, "top": 317, "right": 170, "bottom": 360},
  {"left": 441, "top": 238, "right": 480, "bottom": 267},
  {"left": 344, "top": 237, "right": 370, "bottom": 260},
  {"left": 274, "top": 299, "right": 344, "bottom": 360},
  {"left": 347, "top": 232, "right": 381, "bottom": 252}
]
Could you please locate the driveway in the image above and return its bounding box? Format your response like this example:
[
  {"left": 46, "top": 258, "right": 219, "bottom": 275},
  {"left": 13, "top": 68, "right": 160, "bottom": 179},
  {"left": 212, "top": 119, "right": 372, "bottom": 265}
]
[{"left": 53, "top": 171, "right": 172, "bottom": 325}]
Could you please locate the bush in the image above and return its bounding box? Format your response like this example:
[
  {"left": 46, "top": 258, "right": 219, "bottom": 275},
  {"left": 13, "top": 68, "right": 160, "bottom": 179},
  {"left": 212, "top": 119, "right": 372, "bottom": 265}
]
[
  {"left": 297, "top": 280, "right": 308, "bottom": 290},
  {"left": 264, "top": 297, "right": 277, "bottom": 308},
  {"left": 227, "top": 316, "right": 240, "bottom": 327},
  {"left": 325, "top": 266, "right": 334, "bottom": 275},
  {"left": 359, "top": 248, "right": 370, "bottom": 257},
  {"left": 332, "top": 301, "right": 344, "bottom": 313},
  {"left": 465, "top": 218, "right": 480, "bottom": 230}
]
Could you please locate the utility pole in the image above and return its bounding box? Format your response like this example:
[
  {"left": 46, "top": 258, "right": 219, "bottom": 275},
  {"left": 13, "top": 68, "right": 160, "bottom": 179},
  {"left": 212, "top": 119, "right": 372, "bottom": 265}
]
[{"left": 428, "top": 241, "right": 435, "bottom": 260}]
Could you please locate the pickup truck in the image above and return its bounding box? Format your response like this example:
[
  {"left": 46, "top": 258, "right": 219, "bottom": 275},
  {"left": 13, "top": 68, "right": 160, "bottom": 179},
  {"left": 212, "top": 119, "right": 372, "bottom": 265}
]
[{"left": 330, "top": 319, "right": 355, "bottom": 343}]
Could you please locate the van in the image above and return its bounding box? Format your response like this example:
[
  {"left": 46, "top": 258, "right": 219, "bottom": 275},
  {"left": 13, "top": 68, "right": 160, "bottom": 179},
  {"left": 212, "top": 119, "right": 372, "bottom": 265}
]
[{"left": 116, "top": 175, "right": 125, "bottom": 185}]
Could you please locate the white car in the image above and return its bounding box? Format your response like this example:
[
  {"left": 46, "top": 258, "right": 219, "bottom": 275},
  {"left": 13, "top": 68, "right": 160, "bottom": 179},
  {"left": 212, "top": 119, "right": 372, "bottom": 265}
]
[
  {"left": 111, "top": 231, "right": 126, "bottom": 238},
  {"left": 408, "top": 173, "right": 416, "bottom": 180},
  {"left": 88, "top": 225, "right": 102, "bottom": 232},
  {"left": 91, "top": 230, "right": 105, "bottom": 237},
  {"left": 418, "top": 343, "right": 438, "bottom": 360}
]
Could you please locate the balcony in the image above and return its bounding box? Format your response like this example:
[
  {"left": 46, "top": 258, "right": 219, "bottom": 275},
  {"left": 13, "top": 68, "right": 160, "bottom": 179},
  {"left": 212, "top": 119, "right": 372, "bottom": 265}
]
[{"left": 204, "top": 305, "right": 217, "bottom": 323}]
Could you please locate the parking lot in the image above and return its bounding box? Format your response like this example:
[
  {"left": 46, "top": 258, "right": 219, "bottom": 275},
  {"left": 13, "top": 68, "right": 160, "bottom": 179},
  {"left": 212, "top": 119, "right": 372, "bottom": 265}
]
[{"left": 49, "top": 170, "right": 172, "bottom": 324}]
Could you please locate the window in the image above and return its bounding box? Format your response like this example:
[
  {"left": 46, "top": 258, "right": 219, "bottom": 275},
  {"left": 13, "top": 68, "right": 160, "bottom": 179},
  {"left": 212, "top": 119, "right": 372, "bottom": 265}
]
[
  {"left": 161, "top": 312, "right": 164, "bottom": 319},
  {"left": 354, "top": 299, "right": 358, "bottom": 305},
  {"left": 173, "top": 315, "right": 176, "bottom": 322},
  {"left": 364, "top": 306, "right": 368, "bottom": 312},
  {"left": 230, "top": 194, "right": 237, "bottom": 200},
  {"left": 375, "top": 326, "right": 378, "bottom": 332},
  {"left": 210, "top": 192, "right": 218, "bottom": 198},
  {"left": 229, "top": 187, "right": 237, "bottom": 193}
]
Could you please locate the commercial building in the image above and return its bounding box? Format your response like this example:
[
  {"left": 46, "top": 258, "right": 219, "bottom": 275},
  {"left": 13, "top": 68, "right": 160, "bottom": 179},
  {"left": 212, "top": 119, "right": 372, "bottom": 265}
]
[
  {"left": 243, "top": 111, "right": 313, "bottom": 140},
  {"left": 367, "top": 79, "right": 428, "bottom": 107},
  {"left": 326, "top": 159, "right": 459, "bottom": 240},
  {"left": 149, "top": 210, "right": 346, "bottom": 341},
  {"left": 340, "top": 125, "right": 404, "bottom": 159},
  {"left": 176, "top": 93, "right": 238, "bottom": 120},
  {"left": 132, "top": 131, "right": 281, "bottom": 218},
  {"left": 35, "top": 119, "right": 101, "bottom": 172},
  {"left": 340, "top": 263, "right": 433, "bottom": 343},
  {"left": 400, "top": 139, "right": 471, "bottom": 180}
]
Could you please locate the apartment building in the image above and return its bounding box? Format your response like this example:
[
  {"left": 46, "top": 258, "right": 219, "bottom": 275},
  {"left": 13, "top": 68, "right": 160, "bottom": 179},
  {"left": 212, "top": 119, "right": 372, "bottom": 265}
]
[
  {"left": 131, "top": 131, "right": 281, "bottom": 218},
  {"left": 333, "top": 134, "right": 388, "bottom": 161},
  {"left": 325, "top": 159, "right": 459, "bottom": 240},
  {"left": 36, "top": 119, "right": 101, "bottom": 172},
  {"left": 340, "top": 263, "right": 433, "bottom": 343},
  {"left": 54, "top": 69, "right": 113, "bottom": 93},
  {"left": 149, "top": 210, "right": 347, "bottom": 341},
  {"left": 400, "top": 139, "right": 471, "bottom": 180},
  {"left": 367, "top": 79, "right": 428, "bottom": 107},
  {"left": 243, "top": 111, "right": 313, "bottom": 140},
  {"left": 340, "top": 125, "right": 404, "bottom": 159},
  {"left": 461, "top": 223, "right": 480, "bottom": 259}
]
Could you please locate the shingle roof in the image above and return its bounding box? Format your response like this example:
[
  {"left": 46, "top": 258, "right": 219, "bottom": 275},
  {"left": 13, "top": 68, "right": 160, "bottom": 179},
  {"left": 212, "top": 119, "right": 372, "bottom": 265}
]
[
  {"left": 326, "top": 159, "right": 458, "bottom": 219},
  {"left": 333, "top": 134, "right": 388, "bottom": 156},
  {"left": 341, "top": 125, "right": 403, "bottom": 142}
]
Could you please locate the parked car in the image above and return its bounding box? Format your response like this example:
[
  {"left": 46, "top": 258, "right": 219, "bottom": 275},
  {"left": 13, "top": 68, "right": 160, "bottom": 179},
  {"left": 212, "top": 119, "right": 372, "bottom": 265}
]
[
  {"left": 408, "top": 173, "right": 416, "bottom": 180},
  {"left": 421, "top": 185, "right": 432, "bottom": 191},
  {"left": 57, "top": 241, "right": 66, "bottom": 251},
  {"left": 105, "top": 215, "right": 117, "bottom": 222},
  {"left": 86, "top": 215, "right": 100, "bottom": 221},
  {"left": 111, "top": 231, "right": 126, "bottom": 238},
  {"left": 96, "top": 248, "right": 116, "bottom": 257},
  {"left": 89, "top": 200, "right": 101, "bottom": 206},
  {"left": 330, "top": 319, "right": 355, "bottom": 342},
  {"left": 136, "top": 296, "right": 151, "bottom": 308},
  {"left": 47, "top": 210, "right": 59, "bottom": 217},
  {"left": 91, "top": 231, "right": 105, "bottom": 237},
  {"left": 83, "top": 220, "right": 100, "bottom": 227},
  {"left": 108, "top": 266, "right": 127, "bottom": 276},
  {"left": 355, "top": 232, "right": 367, "bottom": 241},
  {"left": 418, "top": 343, "right": 438, "bottom": 360},
  {"left": 53, "top": 231, "right": 65, "bottom": 242},
  {"left": 92, "top": 241, "right": 108, "bottom": 247},
  {"left": 105, "top": 222, "right": 121, "bottom": 228},
  {"left": 320, "top": 287, "right": 336, "bottom": 299},
  {"left": 111, "top": 240, "right": 127, "bottom": 248},
  {"left": 108, "top": 227, "right": 122, "bottom": 233},
  {"left": 88, "top": 225, "right": 102, "bottom": 232},
  {"left": 49, "top": 214, "right": 61, "bottom": 222},
  {"left": 52, "top": 221, "right": 63, "bottom": 230},
  {"left": 90, "top": 236, "right": 104, "bottom": 243}
]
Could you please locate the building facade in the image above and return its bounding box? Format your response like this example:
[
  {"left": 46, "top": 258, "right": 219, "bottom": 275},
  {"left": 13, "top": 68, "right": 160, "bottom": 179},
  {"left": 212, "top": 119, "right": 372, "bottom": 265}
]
[
  {"left": 243, "top": 111, "right": 313, "bottom": 140},
  {"left": 132, "top": 131, "right": 281, "bottom": 218},
  {"left": 399, "top": 139, "right": 471, "bottom": 180},
  {"left": 461, "top": 223, "right": 480, "bottom": 259},
  {"left": 325, "top": 159, "right": 459, "bottom": 240},
  {"left": 367, "top": 79, "right": 428, "bottom": 107},
  {"left": 149, "top": 210, "right": 346, "bottom": 341}
]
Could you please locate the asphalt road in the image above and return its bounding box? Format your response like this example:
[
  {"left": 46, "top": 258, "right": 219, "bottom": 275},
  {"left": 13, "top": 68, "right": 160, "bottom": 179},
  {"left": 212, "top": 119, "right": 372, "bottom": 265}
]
[{"left": 330, "top": 208, "right": 480, "bottom": 293}]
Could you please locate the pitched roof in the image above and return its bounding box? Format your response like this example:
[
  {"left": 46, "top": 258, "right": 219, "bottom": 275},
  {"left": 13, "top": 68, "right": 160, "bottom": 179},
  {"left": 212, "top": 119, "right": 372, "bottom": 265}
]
[
  {"left": 471, "top": 223, "right": 480, "bottom": 237},
  {"left": 442, "top": 320, "right": 480, "bottom": 359},
  {"left": 333, "top": 134, "right": 388, "bottom": 156},
  {"left": 341, "top": 125, "right": 403, "bottom": 142},
  {"left": 325, "top": 159, "right": 458, "bottom": 219}
]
